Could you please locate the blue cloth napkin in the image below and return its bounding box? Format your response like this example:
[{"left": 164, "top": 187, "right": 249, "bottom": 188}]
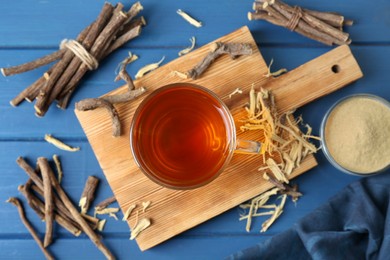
[{"left": 227, "top": 172, "right": 390, "bottom": 260}]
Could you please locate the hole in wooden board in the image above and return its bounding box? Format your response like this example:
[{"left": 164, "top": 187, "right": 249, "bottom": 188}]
[{"left": 331, "top": 64, "right": 340, "bottom": 73}]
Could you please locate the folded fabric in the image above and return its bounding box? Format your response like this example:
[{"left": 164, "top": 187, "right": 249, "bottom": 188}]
[{"left": 227, "top": 172, "right": 390, "bottom": 260}]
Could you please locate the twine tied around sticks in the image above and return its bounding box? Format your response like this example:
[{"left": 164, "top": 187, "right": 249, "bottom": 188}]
[
  {"left": 60, "top": 39, "right": 99, "bottom": 70},
  {"left": 286, "top": 6, "right": 303, "bottom": 31}
]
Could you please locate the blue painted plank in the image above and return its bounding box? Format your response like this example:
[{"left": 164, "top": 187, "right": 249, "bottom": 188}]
[
  {"left": 0, "top": 0, "right": 388, "bottom": 48},
  {"left": 1, "top": 46, "right": 389, "bottom": 139},
  {"left": 0, "top": 236, "right": 269, "bottom": 259}
]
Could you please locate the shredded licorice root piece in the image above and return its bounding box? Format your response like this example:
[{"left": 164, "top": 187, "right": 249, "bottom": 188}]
[
  {"left": 239, "top": 86, "right": 319, "bottom": 232},
  {"left": 171, "top": 70, "right": 188, "bottom": 79},
  {"left": 135, "top": 56, "right": 165, "bottom": 79},
  {"left": 229, "top": 88, "right": 243, "bottom": 98},
  {"left": 266, "top": 158, "right": 289, "bottom": 184},
  {"left": 97, "top": 219, "right": 107, "bottom": 232},
  {"left": 176, "top": 9, "right": 202, "bottom": 28},
  {"left": 261, "top": 195, "right": 287, "bottom": 232},
  {"left": 109, "top": 213, "right": 119, "bottom": 220},
  {"left": 240, "top": 187, "right": 279, "bottom": 232},
  {"left": 222, "top": 88, "right": 243, "bottom": 100},
  {"left": 95, "top": 207, "right": 120, "bottom": 217},
  {"left": 52, "top": 154, "right": 63, "bottom": 183},
  {"left": 44, "top": 134, "right": 80, "bottom": 152},
  {"left": 142, "top": 201, "right": 151, "bottom": 212},
  {"left": 178, "top": 36, "right": 196, "bottom": 56},
  {"left": 7, "top": 197, "right": 55, "bottom": 260},
  {"left": 122, "top": 204, "right": 137, "bottom": 221},
  {"left": 264, "top": 59, "right": 287, "bottom": 78},
  {"left": 130, "top": 218, "right": 151, "bottom": 240}
]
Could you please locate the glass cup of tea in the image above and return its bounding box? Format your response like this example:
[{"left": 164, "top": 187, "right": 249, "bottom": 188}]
[{"left": 130, "top": 83, "right": 261, "bottom": 190}]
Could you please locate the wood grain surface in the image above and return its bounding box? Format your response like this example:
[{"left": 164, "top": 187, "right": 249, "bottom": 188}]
[{"left": 75, "top": 26, "right": 362, "bottom": 250}]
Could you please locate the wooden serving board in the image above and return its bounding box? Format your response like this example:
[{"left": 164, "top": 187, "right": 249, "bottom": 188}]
[{"left": 75, "top": 26, "right": 362, "bottom": 251}]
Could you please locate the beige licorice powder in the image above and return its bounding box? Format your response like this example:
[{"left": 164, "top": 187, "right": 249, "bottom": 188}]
[{"left": 325, "top": 96, "right": 390, "bottom": 174}]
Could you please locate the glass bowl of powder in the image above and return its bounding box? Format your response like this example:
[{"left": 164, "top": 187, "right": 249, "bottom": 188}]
[{"left": 320, "top": 94, "right": 390, "bottom": 176}]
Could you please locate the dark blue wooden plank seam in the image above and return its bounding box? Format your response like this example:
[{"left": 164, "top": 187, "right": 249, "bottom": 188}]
[
  {"left": 0, "top": 42, "right": 390, "bottom": 50},
  {"left": 0, "top": 137, "right": 88, "bottom": 142}
]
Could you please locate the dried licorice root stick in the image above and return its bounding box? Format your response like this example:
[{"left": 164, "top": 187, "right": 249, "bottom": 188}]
[
  {"left": 17, "top": 156, "right": 115, "bottom": 259},
  {"left": 249, "top": 0, "right": 352, "bottom": 46},
  {"left": 35, "top": 3, "right": 116, "bottom": 117},
  {"left": 0, "top": 21, "right": 93, "bottom": 78},
  {"left": 79, "top": 176, "right": 100, "bottom": 214},
  {"left": 30, "top": 183, "right": 98, "bottom": 231},
  {"left": 3, "top": 2, "right": 145, "bottom": 117},
  {"left": 1, "top": 50, "right": 64, "bottom": 77},
  {"left": 37, "top": 4, "right": 130, "bottom": 116},
  {"left": 57, "top": 14, "right": 145, "bottom": 107},
  {"left": 45, "top": 164, "right": 115, "bottom": 259},
  {"left": 56, "top": 27, "right": 142, "bottom": 111},
  {"left": 17, "top": 157, "right": 79, "bottom": 227},
  {"left": 6, "top": 197, "right": 55, "bottom": 260},
  {"left": 18, "top": 183, "right": 82, "bottom": 237},
  {"left": 114, "top": 52, "right": 138, "bottom": 90},
  {"left": 37, "top": 157, "right": 55, "bottom": 248},
  {"left": 185, "top": 42, "right": 253, "bottom": 80},
  {"left": 95, "top": 196, "right": 117, "bottom": 211},
  {"left": 101, "top": 87, "right": 146, "bottom": 104}
]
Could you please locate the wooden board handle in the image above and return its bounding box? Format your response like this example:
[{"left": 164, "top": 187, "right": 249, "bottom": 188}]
[{"left": 265, "top": 45, "right": 363, "bottom": 114}]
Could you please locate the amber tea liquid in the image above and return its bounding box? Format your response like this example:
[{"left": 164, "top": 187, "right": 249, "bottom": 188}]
[{"left": 131, "top": 84, "right": 234, "bottom": 189}]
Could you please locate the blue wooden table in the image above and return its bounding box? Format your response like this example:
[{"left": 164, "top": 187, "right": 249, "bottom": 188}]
[{"left": 0, "top": 0, "right": 389, "bottom": 259}]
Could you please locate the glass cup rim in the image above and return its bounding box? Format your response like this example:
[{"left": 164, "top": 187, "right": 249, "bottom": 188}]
[
  {"left": 320, "top": 93, "right": 390, "bottom": 176},
  {"left": 129, "top": 83, "right": 237, "bottom": 190}
]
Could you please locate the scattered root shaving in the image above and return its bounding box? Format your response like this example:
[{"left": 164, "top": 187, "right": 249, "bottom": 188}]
[
  {"left": 142, "top": 201, "right": 151, "bottom": 212},
  {"left": 130, "top": 218, "right": 151, "bottom": 240},
  {"left": 176, "top": 9, "right": 202, "bottom": 28},
  {"left": 178, "top": 36, "right": 196, "bottom": 56},
  {"left": 94, "top": 207, "right": 119, "bottom": 218},
  {"left": 239, "top": 187, "right": 279, "bottom": 232},
  {"left": 44, "top": 134, "right": 80, "bottom": 152},
  {"left": 222, "top": 88, "right": 243, "bottom": 100},
  {"left": 122, "top": 204, "right": 137, "bottom": 221},
  {"left": 261, "top": 194, "right": 287, "bottom": 232},
  {"left": 135, "top": 56, "right": 165, "bottom": 79},
  {"left": 97, "top": 219, "right": 107, "bottom": 232},
  {"left": 171, "top": 70, "right": 188, "bottom": 79},
  {"left": 264, "top": 59, "right": 287, "bottom": 78},
  {"left": 109, "top": 213, "right": 118, "bottom": 220},
  {"left": 52, "top": 154, "right": 63, "bottom": 183}
]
